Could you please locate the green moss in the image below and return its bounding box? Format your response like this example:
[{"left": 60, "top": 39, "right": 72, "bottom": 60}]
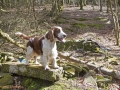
[
  {"left": 23, "top": 78, "right": 33, "bottom": 87},
  {"left": 48, "top": 84, "right": 65, "bottom": 90},
  {"left": 1, "top": 63, "right": 63, "bottom": 82},
  {"left": 22, "top": 76, "right": 82, "bottom": 90},
  {"left": 55, "top": 18, "right": 68, "bottom": 24},
  {"left": 18, "top": 65, "right": 28, "bottom": 76},
  {"left": 64, "top": 68, "right": 75, "bottom": 78},
  {"left": 57, "top": 41, "right": 83, "bottom": 51},
  {"left": 68, "top": 63, "right": 82, "bottom": 72},
  {"left": 22, "top": 78, "right": 53, "bottom": 90},
  {"left": 65, "top": 28, "right": 74, "bottom": 32},
  {"left": 71, "top": 22, "right": 104, "bottom": 29},
  {"left": 0, "top": 74, "right": 13, "bottom": 86},
  {"left": 27, "top": 81, "right": 38, "bottom": 90},
  {"left": 88, "top": 24, "right": 104, "bottom": 29},
  {"left": 94, "top": 17, "right": 107, "bottom": 21},
  {"left": 1, "top": 64, "right": 10, "bottom": 72},
  {"left": 26, "top": 66, "right": 56, "bottom": 81},
  {"left": 75, "top": 18, "right": 88, "bottom": 21},
  {"left": 71, "top": 22, "right": 87, "bottom": 29}
]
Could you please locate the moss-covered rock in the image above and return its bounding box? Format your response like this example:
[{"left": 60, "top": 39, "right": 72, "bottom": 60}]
[
  {"left": 1, "top": 62, "right": 63, "bottom": 82},
  {"left": 22, "top": 77, "right": 53, "bottom": 90},
  {"left": 57, "top": 40, "right": 102, "bottom": 53},
  {"left": 83, "top": 76, "right": 98, "bottom": 90},
  {"left": 0, "top": 72, "right": 10, "bottom": 79},
  {"left": 64, "top": 67, "right": 75, "bottom": 78},
  {"left": 0, "top": 74, "right": 13, "bottom": 86},
  {"left": 22, "top": 77, "right": 80, "bottom": 90}
]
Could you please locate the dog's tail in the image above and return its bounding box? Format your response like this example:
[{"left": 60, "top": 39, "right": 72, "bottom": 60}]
[{"left": 15, "top": 32, "right": 30, "bottom": 40}]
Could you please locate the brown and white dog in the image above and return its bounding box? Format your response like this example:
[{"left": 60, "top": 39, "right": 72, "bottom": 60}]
[{"left": 15, "top": 26, "right": 67, "bottom": 70}]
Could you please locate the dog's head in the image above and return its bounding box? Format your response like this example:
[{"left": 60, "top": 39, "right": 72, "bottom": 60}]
[{"left": 46, "top": 26, "right": 67, "bottom": 42}]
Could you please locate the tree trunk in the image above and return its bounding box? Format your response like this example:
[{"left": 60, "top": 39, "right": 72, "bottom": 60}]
[
  {"left": 83, "top": 0, "right": 87, "bottom": 6},
  {"left": 106, "top": 0, "right": 109, "bottom": 13},
  {"left": 0, "top": 0, "right": 4, "bottom": 8},
  {"left": 50, "top": 0, "right": 62, "bottom": 17},
  {"left": 100, "top": 0, "right": 102, "bottom": 11},
  {"left": 32, "top": 0, "right": 38, "bottom": 31},
  {"left": 114, "top": 0, "right": 118, "bottom": 15},
  {"left": 93, "top": 0, "right": 97, "bottom": 5},
  {"left": 109, "top": 0, "right": 119, "bottom": 45},
  {"left": 79, "top": 0, "right": 83, "bottom": 10}
]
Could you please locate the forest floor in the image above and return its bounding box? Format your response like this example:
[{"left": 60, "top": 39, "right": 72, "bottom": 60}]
[
  {"left": 0, "top": 5, "right": 120, "bottom": 89},
  {"left": 62, "top": 6, "right": 119, "bottom": 56}
]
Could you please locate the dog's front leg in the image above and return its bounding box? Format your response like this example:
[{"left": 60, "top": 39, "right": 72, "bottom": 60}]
[
  {"left": 53, "top": 50, "right": 59, "bottom": 69},
  {"left": 41, "top": 54, "right": 50, "bottom": 70},
  {"left": 53, "top": 59, "right": 59, "bottom": 69}
]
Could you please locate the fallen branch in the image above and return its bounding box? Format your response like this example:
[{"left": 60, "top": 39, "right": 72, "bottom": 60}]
[
  {"left": 0, "top": 29, "right": 25, "bottom": 50},
  {"left": 0, "top": 52, "right": 14, "bottom": 56},
  {"left": 58, "top": 52, "right": 120, "bottom": 80}
]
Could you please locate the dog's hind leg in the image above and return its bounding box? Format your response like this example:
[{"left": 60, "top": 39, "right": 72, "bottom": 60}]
[
  {"left": 35, "top": 56, "right": 40, "bottom": 65},
  {"left": 26, "top": 46, "right": 34, "bottom": 65}
]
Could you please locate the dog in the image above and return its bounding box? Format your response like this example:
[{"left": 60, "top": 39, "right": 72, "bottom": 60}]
[{"left": 15, "top": 26, "right": 67, "bottom": 70}]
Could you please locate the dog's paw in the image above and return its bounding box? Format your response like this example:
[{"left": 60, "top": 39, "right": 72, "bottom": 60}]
[
  {"left": 45, "top": 66, "right": 50, "bottom": 70},
  {"left": 54, "top": 65, "right": 59, "bottom": 69},
  {"left": 35, "top": 61, "right": 40, "bottom": 65}
]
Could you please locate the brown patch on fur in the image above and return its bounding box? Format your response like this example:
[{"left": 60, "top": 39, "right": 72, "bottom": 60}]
[
  {"left": 46, "top": 30, "right": 54, "bottom": 42},
  {"left": 53, "top": 27, "right": 60, "bottom": 39},
  {"left": 27, "top": 36, "right": 44, "bottom": 55},
  {"left": 46, "top": 27, "right": 61, "bottom": 42}
]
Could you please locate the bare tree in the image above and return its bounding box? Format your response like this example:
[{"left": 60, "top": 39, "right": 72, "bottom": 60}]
[
  {"left": 79, "top": 0, "right": 83, "bottom": 10},
  {"left": 107, "top": 0, "right": 109, "bottom": 13},
  {"left": 50, "top": 0, "right": 63, "bottom": 17},
  {"left": 100, "top": 0, "right": 102, "bottom": 11},
  {"left": 109, "top": 0, "right": 119, "bottom": 45}
]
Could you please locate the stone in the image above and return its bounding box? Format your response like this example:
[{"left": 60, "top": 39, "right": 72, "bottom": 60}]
[
  {"left": 1, "top": 62, "right": 63, "bottom": 82},
  {"left": 83, "top": 76, "right": 98, "bottom": 90},
  {"left": 22, "top": 77, "right": 79, "bottom": 90},
  {"left": 57, "top": 40, "right": 102, "bottom": 53},
  {"left": 0, "top": 72, "right": 10, "bottom": 78},
  {"left": 0, "top": 74, "right": 13, "bottom": 86}
]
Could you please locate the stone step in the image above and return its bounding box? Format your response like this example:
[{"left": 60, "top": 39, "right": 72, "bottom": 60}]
[{"left": 1, "top": 62, "right": 63, "bottom": 82}]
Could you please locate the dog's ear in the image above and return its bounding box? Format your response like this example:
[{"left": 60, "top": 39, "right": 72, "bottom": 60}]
[{"left": 46, "top": 30, "right": 54, "bottom": 42}]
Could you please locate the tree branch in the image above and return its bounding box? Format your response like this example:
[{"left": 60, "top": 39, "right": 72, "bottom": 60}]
[{"left": 0, "top": 29, "right": 25, "bottom": 50}]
